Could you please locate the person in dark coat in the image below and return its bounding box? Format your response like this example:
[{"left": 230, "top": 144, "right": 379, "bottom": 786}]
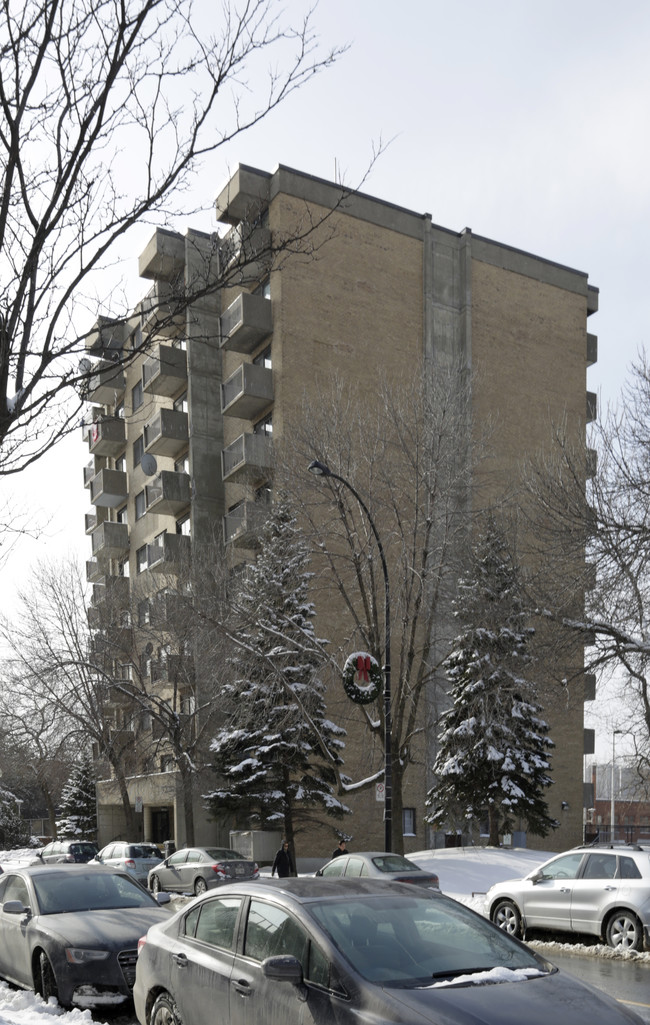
[
  {"left": 331, "top": 839, "right": 347, "bottom": 858},
  {"left": 271, "top": 840, "right": 295, "bottom": 878}
]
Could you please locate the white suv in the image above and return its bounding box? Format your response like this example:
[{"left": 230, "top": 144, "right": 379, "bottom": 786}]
[{"left": 485, "top": 843, "right": 650, "bottom": 950}]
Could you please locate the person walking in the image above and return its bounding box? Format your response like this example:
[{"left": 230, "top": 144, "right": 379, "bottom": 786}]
[
  {"left": 271, "top": 840, "right": 295, "bottom": 878},
  {"left": 331, "top": 839, "right": 347, "bottom": 858}
]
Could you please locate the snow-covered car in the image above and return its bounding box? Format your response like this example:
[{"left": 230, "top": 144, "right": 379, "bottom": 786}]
[
  {"left": 315, "top": 851, "right": 440, "bottom": 888},
  {"left": 148, "top": 846, "right": 260, "bottom": 895},
  {"left": 486, "top": 843, "right": 650, "bottom": 950},
  {"left": 89, "top": 842, "right": 163, "bottom": 886},
  {"left": 0, "top": 863, "right": 171, "bottom": 1008},
  {"left": 133, "top": 877, "right": 644, "bottom": 1025}
]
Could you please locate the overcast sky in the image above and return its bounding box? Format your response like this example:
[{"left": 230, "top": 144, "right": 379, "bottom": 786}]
[{"left": 2, "top": 0, "right": 648, "bottom": 757}]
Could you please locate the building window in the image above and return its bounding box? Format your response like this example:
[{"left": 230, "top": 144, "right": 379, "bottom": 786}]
[
  {"left": 138, "top": 600, "right": 150, "bottom": 626},
  {"left": 161, "top": 756, "right": 175, "bottom": 772},
  {"left": 135, "top": 490, "right": 146, "bottom": 520},
  {"left": 253, "top": 412, "right": 272, "bottom": 437},
  {"left": 254, "top": 277, "right": 271, "bottom": 300},
  {"left": 173, "top": 391, "right": 188, "bottom": 414},
  {"left": 132, "top": 380, "right": 143, "bottom": 412},
  {"left": 133, "top": 435, "right": 144, "bottom": 467},
  {"left": 136, "top": 545, "right": 148, "bottom": 574},
  {"left": 116, "top": 504, "right": 128, "bottom": 524},
  {"left": 403, "top": 808, "right": 416, "bottom": 837},
  {"left": 175, "top": 452, "right": 189, "bottom": 474},
  {"left": 176, "top": 514, "right": 190, "bottom": 536},
  {"left": 118, "top": 557, "right": 129, "bottom": 577},
  {"left": 253, "top": 344, "right": 272, "bottom": 369},
  {"left": 115, "top": 401, "right": 125, "bottom": 419},
  {"left": 115, "top": 453, "right": 126, "bottom": 472}
]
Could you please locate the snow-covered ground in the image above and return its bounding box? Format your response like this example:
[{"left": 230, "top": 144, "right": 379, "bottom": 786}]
[{"left": 0, "top": 844, "right": 647, "bottom": 1025}]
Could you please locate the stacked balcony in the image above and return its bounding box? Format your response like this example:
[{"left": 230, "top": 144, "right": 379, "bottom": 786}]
[
  {"left": 139, "top": 228, "right": 186, "bottom": 281},
  {"left": 85, "top": 360, "right": 126, "bottom": 405},
  {"left": 144, "top": 408, "right": 188, "bottom": 458},
  {"left": 86, "top": 558, "right": 105, "bottom": 584},
  {"left": 89, "top": 468, "right": 128, "bottom": 508},
  {"left": 139, "top": 280, "right": 185, "bottom": 339},
  {"left": 221, "top": 362, "right": 273, "bottom": 419},
  {"left": 220, "top": 223, "right": 271, "bottom": 285},
  {"left": 147, "top": 532, "right": 192, "bottom": 572},
  {"left": 88, "top": 416, "right": 126, "bottom": 457},
  {"left": 91, "top": 520, "right": 129, "bottom": 559},
  {"left": 586, "top": 391, "right": 597, "bottom": 424},
  {"left": 92, "top": 573, "right": 130, "bottom": 608},
  {"left": 223, "top": 501, "right": 266, "bottom": 548},
  {"left": 85, "top": 315, "right": 129, "bottom": 358},
  {"left": 222, "top": 432, "right": 273, "bottom": 483},
  {"left": 142, "top": 343, "right": 188, "bottom": 397},
  {"left": 220, "top": 292, "right": 272, "bottom": 354},
  {"left": 145, "top": 471, "right": 191, "bottom": 516}
]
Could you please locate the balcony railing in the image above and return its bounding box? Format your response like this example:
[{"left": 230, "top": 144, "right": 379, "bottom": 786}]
[
  {"left": 91, "top": 520, "right": 129, "bottom": 559},
  {"left": 221, "top": 432, "right": 273, "bottom": 483},
  {"left": 91, "top": 574, "right": 130, "bottom": 607},
  {"left": 85, "top": 360, "right": 126, "bottom": 405},
  {"left": 219, "top": 292, "right": 272, "bottom": 354},
  {"left": 223, "top": 501, "right": 268, "bottom": 547},
  {"left": 221, "top": 362, "right": 273, "bottom": 419},
  {"left": 88, "top": 416, "right": 126, "bottom": 457},
  {"left": 138, "top": 280, "right": 185, "bottom": 338},
  {"left": 85, "top": 315, "right": 128, "bottom": 358},
  {"left": 147, "top": 532, "right": 192, "bottom": 572},
  {"left": 89, "top": 468, "right": 128, "bottom": 508},
  {"left": 220, "top": 224, "right": 271, "bottom": 285},
  {"left": 145, "top": 471, "right": 191, "bottom": 516},
  {"left": 83, "top": 461, "right": 96, "bottom": 488},
  {"left": 144, "top": 408, "right": 188, "bottom": 458},
  {"left": 142, "top": 343, "right": 188, "bottom": 397}
]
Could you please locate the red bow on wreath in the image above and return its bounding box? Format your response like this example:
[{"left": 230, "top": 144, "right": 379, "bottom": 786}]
[{"left": 356, "top": 655, "right": 371, "bottom": 683}]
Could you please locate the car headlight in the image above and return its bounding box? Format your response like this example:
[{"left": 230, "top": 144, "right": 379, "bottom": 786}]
[{"left": 65, "top": 948, "right": 111, "bottom": 964}]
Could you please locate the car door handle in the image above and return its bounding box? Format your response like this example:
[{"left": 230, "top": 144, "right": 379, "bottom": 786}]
[
  {"left": 232, "top": 979, "right": 253, "bottom": 997},
  {"left": 559, "top": 887, "right": 571, "bottom": 893},
  {"left": 604, "top": 885, "right": 616, "bottom": 891},
  {"left": 172, "top": 953, "right": 189, "bottom": 967}
]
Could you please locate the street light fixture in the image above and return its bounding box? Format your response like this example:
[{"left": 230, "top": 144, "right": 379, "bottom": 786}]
[
  {"left": 610, "top": 728, "right": 622, "bottom": 842},
  {"left": 308, "top": 459, "right": 393, "bottom": 851}
]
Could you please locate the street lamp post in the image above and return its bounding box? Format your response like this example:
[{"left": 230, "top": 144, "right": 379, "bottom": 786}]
[
  {"left": 308, "top": 459, "right": 393, "bottom": 852},
  {"left": 610, "top": 728, "right": 621, "bottom": 842}
]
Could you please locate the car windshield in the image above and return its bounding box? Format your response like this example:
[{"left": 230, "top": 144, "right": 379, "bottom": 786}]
[
  {"left": 203, "top": 849, "right": 244, "bottom": 861},
  {"left": 371, "top": 855, "right": 419, "bottom": 873},
  {"left": 309, "top": 894, "right": 549, "bottom": 987},
  {"left": 129, "top": 845, "right": 160, "bottom": 859},
  {"left": 69, "top": 843, "right": 97, "bottom": 855},
  {"left": 33, "top": 871, "right": 160, "bottom": 914}
]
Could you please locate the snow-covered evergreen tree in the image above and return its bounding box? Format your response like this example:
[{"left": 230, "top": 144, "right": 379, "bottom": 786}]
[
  {"left": 425, "top": 520, "right": 557, "bottom": 845},
  {"left": 0, "top": 785, "right": 30, "bottom": 848},
  {"left": 205, "top": 499, "right": 349, "bottom": 851},
  {"left": 56, "top": 754, "right": 97, "bottom": 840}
]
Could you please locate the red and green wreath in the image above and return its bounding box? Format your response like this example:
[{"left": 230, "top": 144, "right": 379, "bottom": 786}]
[{"left": 342, "top": 651, "right": 382, "bottom": 705}]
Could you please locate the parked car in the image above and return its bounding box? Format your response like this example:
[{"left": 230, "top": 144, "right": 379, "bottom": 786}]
[
  {"left": 90, "top": 843, "right": 163, "bottom": 885},
  {"left": 486, "top": 842, "right": 650, "bottom": 950},
  {"left": 315, "top": 850, "right": 439, "bottom": 888},
  {"left": 133, "top": 877, "right": 644, "bottom": 1025},
  {"left": 148, "top": 846, "right": 260, "bottom": 895},
  {"left": 0, "top": 863, "right": 171, "bottom": 1008},
  {"left": 36, "top": 839, "right": 98, "bottom": 864}
]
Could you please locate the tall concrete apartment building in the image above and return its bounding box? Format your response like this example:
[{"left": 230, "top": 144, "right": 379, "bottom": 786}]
[{"left": 82, "top": 164, "right": 598, "bottom": 855}]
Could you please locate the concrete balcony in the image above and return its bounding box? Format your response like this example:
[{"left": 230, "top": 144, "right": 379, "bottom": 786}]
[
  {"left": 85, "top": 360, "right": 126, "bottom": 405},
  {"left": 223, "top": 501, "right": 268, "bottom": 547},
  {"left": 220, "top": 292, "right": 272, "bottom": 354},
  {"left": 586, "top": 448, "right": 597, "bottom": 479},
  {"left": 221, "top": 362, "right": 273, "bottom": 419},
  {"left": 214, "top": 166, "right": 271, "bottom": 226},
  {"left": 144, "top": 408, "right": 188, "bottom": 458},
  {"left": 586, "top": 391, "right": 597, "bottom": 423},
  {"left": 85, "top": 316, "right": 128, "bottom": 358},
  {"left": 142, "top": 343, "right": 188, "bottom": 397},
  {"left": 139, "top": 228, "right": 185, "bottom": 282},
  {"left": 92, "top": 574, "right": 130, "bottom": 607},
  {"left": 91, "top": 520, "right": 129, "bottom": 559},
  {"left": 220, "top": 223, "right": 271, "bottom": 285},
  {"left": 587, "top": 333, "right": 598, "bottom": 367},
  {"left": 88, "top": 416, "right": 126, "bottom": 457},
  {"left": 89, "top": 468, "right": 128, "bottom": 508},
  {"left": 222, "top": 432, "right": 273, "bottom": 483},
  {"left": 86, "top": 559, "right": 105, "bottom": 584},
  {"left": 151, "top": 654, "right": 195, "bottom": 685},
  {"left": 138, "top": 280, "right": 185, "bottom": 339},
  {"left": 145, "top": 471, "right": 191, "bottom": 516},
  {"left": 83, "top": 461, "right": 96, "bottom": 488},
  {"left": 147, "top": 532, "right": 192, "bottom": 573}
]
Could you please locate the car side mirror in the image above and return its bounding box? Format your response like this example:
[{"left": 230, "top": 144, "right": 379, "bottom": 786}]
[
  {"left": 3, "top": 901, "right": 29, "bottom": 916},
  {"left": 155, "top": 892, "right": 171, "bottom": 904},
  {"left": 531, "top": 871, "right": 543, "bottom": 884},
  {"left": 315, "top": 868, "right": 323, "bottom": 877},
  {"left": 262, "top": 956, "right": 307, "bottom": 1000}
]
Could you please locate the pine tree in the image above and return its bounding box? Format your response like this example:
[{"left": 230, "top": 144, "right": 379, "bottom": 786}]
[
  {"left": 0, "top": 786, "right": 30, "bottom": 849},
  {"left": 425, "top": 520, "right": 557, "bottom": 846},
  {"left": 205, "top": 500, "right": 349, "bottom": 852},
  {"left": 56, "top": 754, "right": 97, "bottom": 840}
]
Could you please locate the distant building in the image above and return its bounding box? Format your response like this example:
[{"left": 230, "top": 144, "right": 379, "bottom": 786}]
[
  {"left": 585, "top": 761, "right": 650, "bottom": 844},
  {"left": 81, "top": 164, "right": 599, "bottom": 853}
]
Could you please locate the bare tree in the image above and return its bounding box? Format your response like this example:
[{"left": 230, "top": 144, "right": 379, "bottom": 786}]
[
  {"left": 520, "top": 353, "right": 650, "bottom": 783},
  {"left": 0, "top": 0, "right": 346, "bottom": 475},
  {"left": 278, "top": 366, "right": 486, "bottom": 852}
]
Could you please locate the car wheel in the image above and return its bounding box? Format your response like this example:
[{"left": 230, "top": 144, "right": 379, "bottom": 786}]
[
  {"left": 194, "top": 877, "right": 208, "bottom": 895},
  {"left": 38, "top": 952, "right": 59, "bottom": 1003},
  {"left": 151, "top": 991, "right": 183, "bottom": 1025},
  {"left": 605, "top": 910, "right": 643, "bottom": 951},
  {"left": 491, "top": 899, "right": 523, "bottom": 938},
  {"left": 150, "top": 874, "right": 161, "bottom": 894}
]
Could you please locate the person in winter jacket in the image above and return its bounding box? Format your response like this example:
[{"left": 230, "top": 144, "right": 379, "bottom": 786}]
[
  {"left": 271, "top": 840, "right": 295, "bottom": 877},
  {"left": 331, "top": 839, "right": 347, "bottom": 858}
]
